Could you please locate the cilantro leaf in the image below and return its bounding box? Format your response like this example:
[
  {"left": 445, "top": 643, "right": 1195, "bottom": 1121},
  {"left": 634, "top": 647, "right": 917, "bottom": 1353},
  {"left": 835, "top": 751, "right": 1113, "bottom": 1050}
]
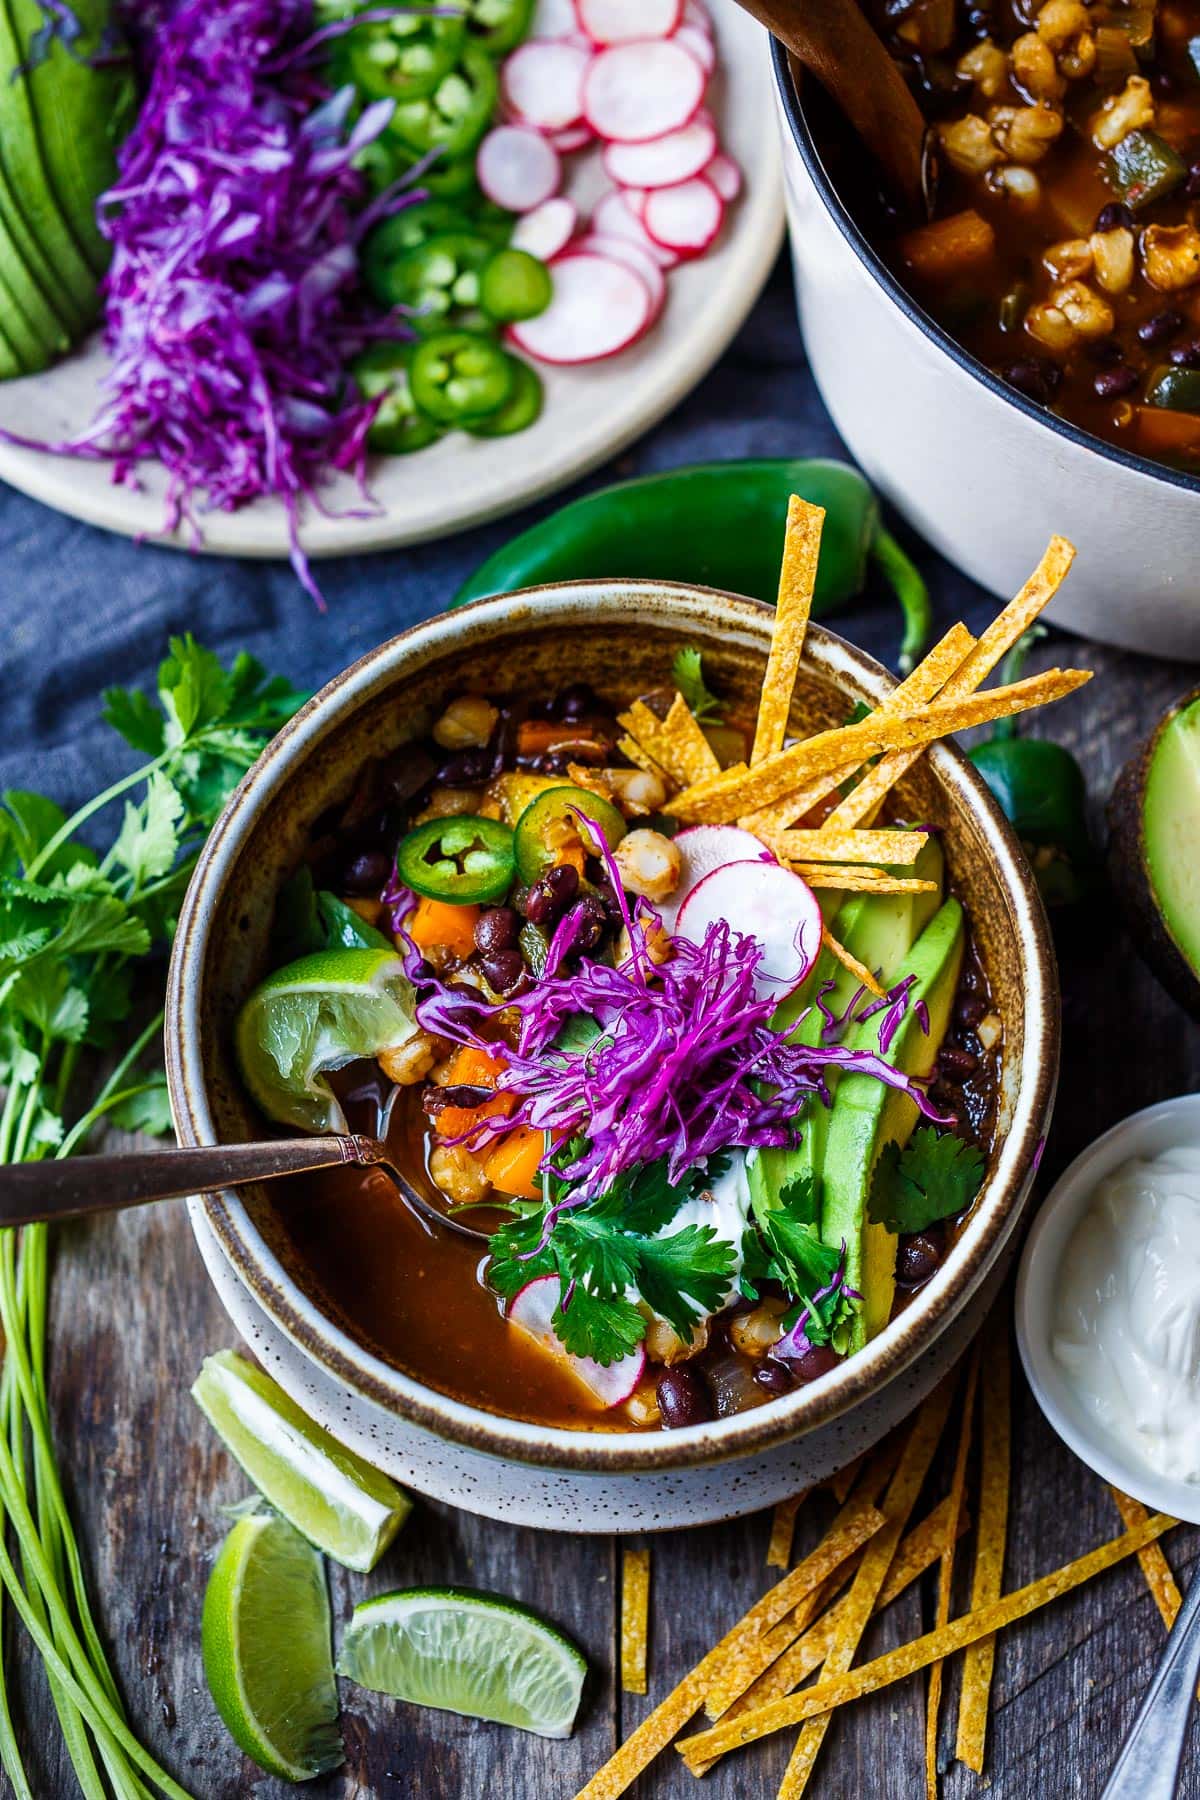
[
  {"left": 107, "top": 1077, "right": 174, "bottom": 1137},
  {"left": 101, "top": 686, "right": 165, "bottom": 756},
  {"left": 635, "top": 1225, "right": 735, "bottom": 1340},
  {"left": 670, "top": 646, "right": 723, "bottom": 724},
  {"left": 553, "top": 1287, "right": 645, "bottom": 1365},
  {"left": 158, "top": 635, "right": 233, "bottom": 744},
  {"left": 110, "top": 773, "right": 185, "bottom": 891},
  {"left": 868, "top": 1127, "right": 985, "bottom": 1235}
]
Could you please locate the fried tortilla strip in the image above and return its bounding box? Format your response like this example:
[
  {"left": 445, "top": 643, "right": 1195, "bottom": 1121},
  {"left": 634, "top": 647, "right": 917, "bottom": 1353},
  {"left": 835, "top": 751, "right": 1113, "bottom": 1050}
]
[
  {"left": 571, "top": 1486, "right": 887, "bottom": 1800},
  {"left": 954, "top": 1315, "right": 1011, "bottom": 1775},
  {"left": 767, "top": 1491, "right": 812, "bottom": 1570},
  {"left": 829, "top": 538, "right": 1076, "bottom": 831},
  {"left": 775, "top": 1376, "right": 958, "bottom": 1799},
  {"left": 788, "top": 865, "right": 939, "bottom": 895},
  {"left": 685, "top": 1495, "right": 969, "bottom": 1775},
  {"left": 773, "top": 828, "right": 928, "bottom": 865},
  {"left": 752, "top": 496, "right": 825, "bottom": 767},
  {"left": 828, "top": 1454, "right": 866, "bottom": 1504},
  {"left": 741, "top": 622, "right": 975, "bottom": 837},
  {"left": 617, "top": 701, "right": 683, "bottom": 785},
  {"left": 677, "top": 1510, "right": 1179, "bottom": 1766},
  {"left": 1111, "top": 1488, "right": 1182, "bottom": 1630},
  {"left": 667, "top": 669, "right": 1091, "bottom": 825},
  {"left": 821, "top": 925, "right": 886, "bottom": 1001},
  {"left": 662, "top": 691, "right": 721, "bottom": 785},
  {"left": 927, "top": 1347, "right": 981, "bottom": 1800},
  {"left": 617, "top": 732, "right": 671, "bottom": 783},
  {"left": 621, "top": 1547, "right": 651, "bottom": 1695}
]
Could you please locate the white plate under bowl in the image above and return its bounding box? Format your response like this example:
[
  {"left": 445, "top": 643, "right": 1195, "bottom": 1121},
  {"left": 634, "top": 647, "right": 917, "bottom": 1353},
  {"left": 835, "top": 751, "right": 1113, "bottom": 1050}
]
[
  {"left": 1016, "top": 1094, "right": 1200, "bottom": 1524},
  {"left": 0, "top": 3, "right": 783, "bottom": 559}
]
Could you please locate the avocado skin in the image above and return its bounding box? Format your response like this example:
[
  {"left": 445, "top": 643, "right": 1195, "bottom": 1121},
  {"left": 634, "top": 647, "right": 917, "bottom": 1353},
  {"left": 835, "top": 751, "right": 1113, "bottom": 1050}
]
[
  {"left": 1108, "top": 684, "right": 1200, "bottom": 1024},
  {"left": 819, "top": 897, "right": 965, "bottom": 1351}
]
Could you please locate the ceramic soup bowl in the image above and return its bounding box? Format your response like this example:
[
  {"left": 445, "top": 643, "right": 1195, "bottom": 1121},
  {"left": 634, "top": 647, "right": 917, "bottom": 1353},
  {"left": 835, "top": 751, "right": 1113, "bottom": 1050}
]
[{"left": 165, "top": 583, "right": 1058, "bottom": 1532}]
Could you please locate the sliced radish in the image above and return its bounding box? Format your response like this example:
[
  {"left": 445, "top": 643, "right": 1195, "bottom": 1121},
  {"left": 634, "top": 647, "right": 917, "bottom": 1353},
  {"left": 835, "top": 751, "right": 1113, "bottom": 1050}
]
[
  {"left": 683, "top": 0, "right": 712, "bottom": 32},
  {"left": 642, "top": 176, "right": 723, "bottom": 254},
  {"left": 509, "top": 250, "right": 652, "bottom": 363},
  {"left": 592, "top": 188, "right": 681, "bottom": 267},
  {"left": 677, "top": 862, "right": 824, "bottom": 1000},
  {"left": 675, "top": 23, "right": 715, "bottom": 73},
  {"left": 509, "top": 1275, "right": 645, "bottom": 1407},
  {"left": 477, "top": 126, "right": 561, "bottom": 213},
  {"left": 531, "top": 0, "right": 579, "bottom": 34},
  {"left": 655, "top": 825, "right": 773, "bottom": 934},
  {"left": 575, "top": 232, "right": 666, "bottom": 320},
  {"left": 576, "top": 0, "right": 681, "bottom": 43},
  {"left": 511, "top": 195, "right": 578, "bottom": 260},
  {"left": 548, "top": 120, "right": 594, "bottom": 152},
  {"left": 603, "top": 111, "right": 716, "bottom": 188},
  {"left": 704, "top": 150, "right": 743, "bottom": 202},
  {"left": 502, "top": 39, "right": 591, "bottom": 132},
  {"left": 581, "top": 40, "right": 706, "bottom": 144}
]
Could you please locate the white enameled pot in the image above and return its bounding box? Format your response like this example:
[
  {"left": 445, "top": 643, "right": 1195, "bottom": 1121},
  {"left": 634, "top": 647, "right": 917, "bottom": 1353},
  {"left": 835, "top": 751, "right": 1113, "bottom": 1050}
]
[{"left": 770, "top": 46, "right": 1200, "bottom": 661}]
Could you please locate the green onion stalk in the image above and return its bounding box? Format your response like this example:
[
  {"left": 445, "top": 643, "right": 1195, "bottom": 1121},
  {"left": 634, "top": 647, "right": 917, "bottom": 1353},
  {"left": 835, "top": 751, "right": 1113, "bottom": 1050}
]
[{"left": 0, "top": 639, "right": 303, "bottom": 1797}]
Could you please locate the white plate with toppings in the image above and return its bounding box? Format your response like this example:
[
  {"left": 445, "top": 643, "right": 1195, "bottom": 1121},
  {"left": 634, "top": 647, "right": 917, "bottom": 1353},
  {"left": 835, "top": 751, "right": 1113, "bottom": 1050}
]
[{"left": 0, "top": 0, "right": 782, "bottom": 562}]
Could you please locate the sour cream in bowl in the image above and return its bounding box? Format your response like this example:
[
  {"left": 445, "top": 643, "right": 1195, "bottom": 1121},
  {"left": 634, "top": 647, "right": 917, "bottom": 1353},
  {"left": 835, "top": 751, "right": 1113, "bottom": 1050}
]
[{"left": 1017, "top": 1094, "right": 1200, "bottom": 1521}]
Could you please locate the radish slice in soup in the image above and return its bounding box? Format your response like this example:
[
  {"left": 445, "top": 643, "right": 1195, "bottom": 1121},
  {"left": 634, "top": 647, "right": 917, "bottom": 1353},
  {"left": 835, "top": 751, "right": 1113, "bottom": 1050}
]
[
  {"left": 602, "top": 111, "right": 717, "bottom": 188},
  {"left": 676, "top": 861, "right": 823, "bottom": 999},
  {"left": 502, "top": 39, "right": 590, "bottom": 130},
  {"left": 582, "top": 39, "right": 706, "bottom": 143},
  {"left": 642, "top": 177, "right": 723, "bottom": 254},
  {"left": 576, "top": 0, "right": 681, "bottom": 42},
  {"left": 674, "top": 23, "right": 715, "bottom": 72},
  {"left": 509, "top": 251, "right": 652, "bottom": 363},
  {"left": 509, "top": 1275, "right": 645, "bottom": 1405},
  {"left": 655, "top": 825, "right": 771, "bottom": 934},
  {"left": 574, "top": 232, "right": 666, "bottom": 320},
  {"left": 511, "top": 196, "right": 578, "bottom": 260},
  {"left": 477, "top": 126, "right": 561, "bottom": 212},
  {"left": 548, "top": 120, "right": 594, "bottom": 152},
  {"left": 704, "top": 150, "right": 743, "bottom": 202}
]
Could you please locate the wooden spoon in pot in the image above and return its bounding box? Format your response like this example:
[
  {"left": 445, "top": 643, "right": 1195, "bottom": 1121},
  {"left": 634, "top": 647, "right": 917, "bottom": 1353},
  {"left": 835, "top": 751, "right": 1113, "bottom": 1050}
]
[{"left": 736, "top": 0, "right": 932, "bottom": 214}]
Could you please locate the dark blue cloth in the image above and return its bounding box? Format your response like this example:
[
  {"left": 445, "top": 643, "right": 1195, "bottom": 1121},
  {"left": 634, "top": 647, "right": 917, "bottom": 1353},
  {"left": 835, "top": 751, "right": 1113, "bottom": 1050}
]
[{"left": 0, "top": 257, "right": 993, "bottom": 810}]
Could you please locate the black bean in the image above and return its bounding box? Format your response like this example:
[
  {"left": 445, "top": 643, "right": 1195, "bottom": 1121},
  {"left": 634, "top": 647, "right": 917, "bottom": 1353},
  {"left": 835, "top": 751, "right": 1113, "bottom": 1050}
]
[
  {"left": 1186, "top": 168, "right": 1200, "bottom": 201},
  {"left": 955, "top": 992, "right": 988, "bottom": 1030},
  {"left": 1000, "top": 359, "right": 1060, "bottom": 405},
  {"left": 1152, "top": 67, "right": 1177, "bottom": 96},
  {"left": 378, "top": 747, "right": 437, "bottom": 807},
  {"left": 1094, "top": 201, "right": 1134, "bottom": 233},
  {"left": 791, "top": 1344, "right": 841, "bottom": 1383},
  {"left": 480, "top": 949, "right": 527, "bottom": 993},
  {"left": 1093, "top": 364, "right": 1140, "bottom": 399},
  {"left": 937, "top": 1043, "right": 979, "bottom": 1081},
  {"left": 1138, "top": 309, "right": 1184, "bottom": 348},
  {"left": 896, "top": 1228, "right": 946, "bottom": 1288},
  {"left": 437, "top": 748, "right": 490, "bottom": 786},
  {"left": 558, "top": 682, "right": 597, "bottom": 721},
  {"left": 523, "top": 862, "right": 580, "bottom": 927},
  {"left": 340, "top": 850, "right": 392, "bottom": 894},
  {"left": 1168, "top": 337, "right": 1200, "bottom": 368},
  {"left": 753, "top": 1359, "right": 793, "bottom": 1396},
  {"left": 1084, "top": 335, "right": 1124, "bottom": 367},
  {"left": 423, "top": 1083, "right": 493, "bottom": 1117},
  {"left": 474, "top": 906, "right": 521, "bottom": 955},
  {"left": 570, "top": 894, "right": 608, "bottom": 952},
  {"left": 656, "top": 1366, "right": 713, "bottom": 1429}
]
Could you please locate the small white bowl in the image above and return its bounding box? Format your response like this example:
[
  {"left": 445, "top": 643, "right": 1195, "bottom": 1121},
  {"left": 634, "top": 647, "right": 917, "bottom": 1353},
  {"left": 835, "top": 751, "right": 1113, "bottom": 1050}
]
[{"left": 1016, "top": 1094, "right": 1200, "bottom": 1524}]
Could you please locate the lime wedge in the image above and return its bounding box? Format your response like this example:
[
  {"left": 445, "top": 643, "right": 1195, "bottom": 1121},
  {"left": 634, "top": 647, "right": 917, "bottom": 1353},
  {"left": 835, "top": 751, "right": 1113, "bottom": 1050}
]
[
  {"left": 235, "top": 947, "right": 416, "bottom": 1132},
  {"left": 192, "top": 1350, "right": 411, "bottom": 1573},
  {"left": 202, "top": 1511, "right": 343, "bottom": 1782},
  {"left": 336, "top": 1588, "right": 586, "bottom": 1739}
]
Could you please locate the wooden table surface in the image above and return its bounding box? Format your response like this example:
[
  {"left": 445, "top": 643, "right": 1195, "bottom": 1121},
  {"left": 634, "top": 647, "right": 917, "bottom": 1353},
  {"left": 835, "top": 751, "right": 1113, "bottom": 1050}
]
[{"left": 9, "top": 627, "right": 1200, "bottom": 1800}]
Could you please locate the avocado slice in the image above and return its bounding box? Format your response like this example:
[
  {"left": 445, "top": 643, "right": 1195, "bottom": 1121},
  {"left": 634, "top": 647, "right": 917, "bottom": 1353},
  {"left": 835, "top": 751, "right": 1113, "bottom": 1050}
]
[
  {"left": 6, "top": 0, "right": 135, "bottom": 280},
  {"left": 1109, "top": 685, "right": 1200, "bottom": 1021},
  {"left": 818, "top": 896, "right": 965, "bottom": 1351},
  {"left": 0, "top": 250, "right": 61, "bottom": 370},
  {"left": 0, "top": 127, "right": 92, "bottom": 340},
  {"left": 0, "top": 310, "right": 23, "bottom": 380}
]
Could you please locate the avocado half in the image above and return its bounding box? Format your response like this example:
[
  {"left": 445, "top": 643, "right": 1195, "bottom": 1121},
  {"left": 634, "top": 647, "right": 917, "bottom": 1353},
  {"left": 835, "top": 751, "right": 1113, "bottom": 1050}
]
[{"left": 1108, "top": 685, "right": 1200, "bottom": 1021}]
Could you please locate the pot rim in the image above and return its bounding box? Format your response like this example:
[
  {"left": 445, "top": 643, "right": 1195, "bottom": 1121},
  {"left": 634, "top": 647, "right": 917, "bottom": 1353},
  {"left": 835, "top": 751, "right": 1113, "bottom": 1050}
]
[
  {"left": 166, "top": 582, "right": 1059, "bottom": 1474},
  {"left": 771, "top": 40, "right": 1200, "bottom": 501}
]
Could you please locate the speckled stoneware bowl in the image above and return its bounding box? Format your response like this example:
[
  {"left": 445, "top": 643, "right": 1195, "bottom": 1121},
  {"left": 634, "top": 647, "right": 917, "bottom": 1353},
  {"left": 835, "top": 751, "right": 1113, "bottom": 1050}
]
[{"left": 166, "top": 584, "right": 1059, "bottom": 1532}]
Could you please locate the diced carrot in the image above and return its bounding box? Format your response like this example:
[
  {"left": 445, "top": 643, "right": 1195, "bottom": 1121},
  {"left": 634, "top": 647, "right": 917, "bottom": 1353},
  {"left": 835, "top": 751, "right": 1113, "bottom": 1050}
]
[
  {"left": 1134, "top": 405, "right": 1200, "bottom": 457},
  {"left": 515, "top": 720, "right": 605, "bottom": 757},
  {"left": 483, "top": 1125, "right": 547, "bottom": 1200},
  {"left": 407, "top": 895, "right": 480, "bottom": 960},
  {"left": 899, "top": 210, "right": 996, "bottom": 281},
  {"left": 434, "top": 1044, "right": 515, "bottom": 1139},
  {"left": 444, "top": 1044, "right": 507, "bottom": 1087}
]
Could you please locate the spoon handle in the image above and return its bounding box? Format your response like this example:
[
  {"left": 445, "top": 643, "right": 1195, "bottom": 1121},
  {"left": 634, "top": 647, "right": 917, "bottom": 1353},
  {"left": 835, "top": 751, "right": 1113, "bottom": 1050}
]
[
  {"left": 0, "top": 1137, "right": 386, "bottom": 1228},
  {"left": 1102, "top": 1565, "right": 1200, "bottom": 1800}
]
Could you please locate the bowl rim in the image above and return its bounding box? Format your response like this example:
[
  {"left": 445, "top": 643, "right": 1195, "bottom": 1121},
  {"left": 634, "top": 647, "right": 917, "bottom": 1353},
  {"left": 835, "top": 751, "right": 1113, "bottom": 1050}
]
[
  {"left": 1015, "top": 1093, "right": 1200, "bottom": 1524},
  {"left": 166, "top": 581, "right": 1060, "bottom": 1474},
  {"left": 770, "top": 40, "right": 1200, "bottom": 502}
]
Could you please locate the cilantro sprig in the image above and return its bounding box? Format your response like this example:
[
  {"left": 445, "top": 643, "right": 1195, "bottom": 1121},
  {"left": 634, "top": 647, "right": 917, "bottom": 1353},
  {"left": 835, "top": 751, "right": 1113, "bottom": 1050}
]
[
  {"left": 744, "top": 1174, "right": 858, "bottom": 1351},
  {"left": 0, "top": 636, "right": 303, "bottom": 1800},
  {"left": 868, "top": 1126, "right": 985, "bottom": 1236},
  {"left": 670, "top": 646, "right": 723, "bottom": 724}
]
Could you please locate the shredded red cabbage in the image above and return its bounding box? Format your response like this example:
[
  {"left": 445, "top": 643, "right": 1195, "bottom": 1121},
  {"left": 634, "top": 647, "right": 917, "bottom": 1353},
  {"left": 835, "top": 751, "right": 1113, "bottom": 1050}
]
[{"left": 1, "top": 0, "right": 416, "bottom": 604}]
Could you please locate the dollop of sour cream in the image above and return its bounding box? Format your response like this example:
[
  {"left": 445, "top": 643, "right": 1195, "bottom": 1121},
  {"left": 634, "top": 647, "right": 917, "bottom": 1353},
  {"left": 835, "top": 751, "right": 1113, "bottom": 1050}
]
[{"left": 1053, "top": 1145, "right": 1200, "bottom": 1482}]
